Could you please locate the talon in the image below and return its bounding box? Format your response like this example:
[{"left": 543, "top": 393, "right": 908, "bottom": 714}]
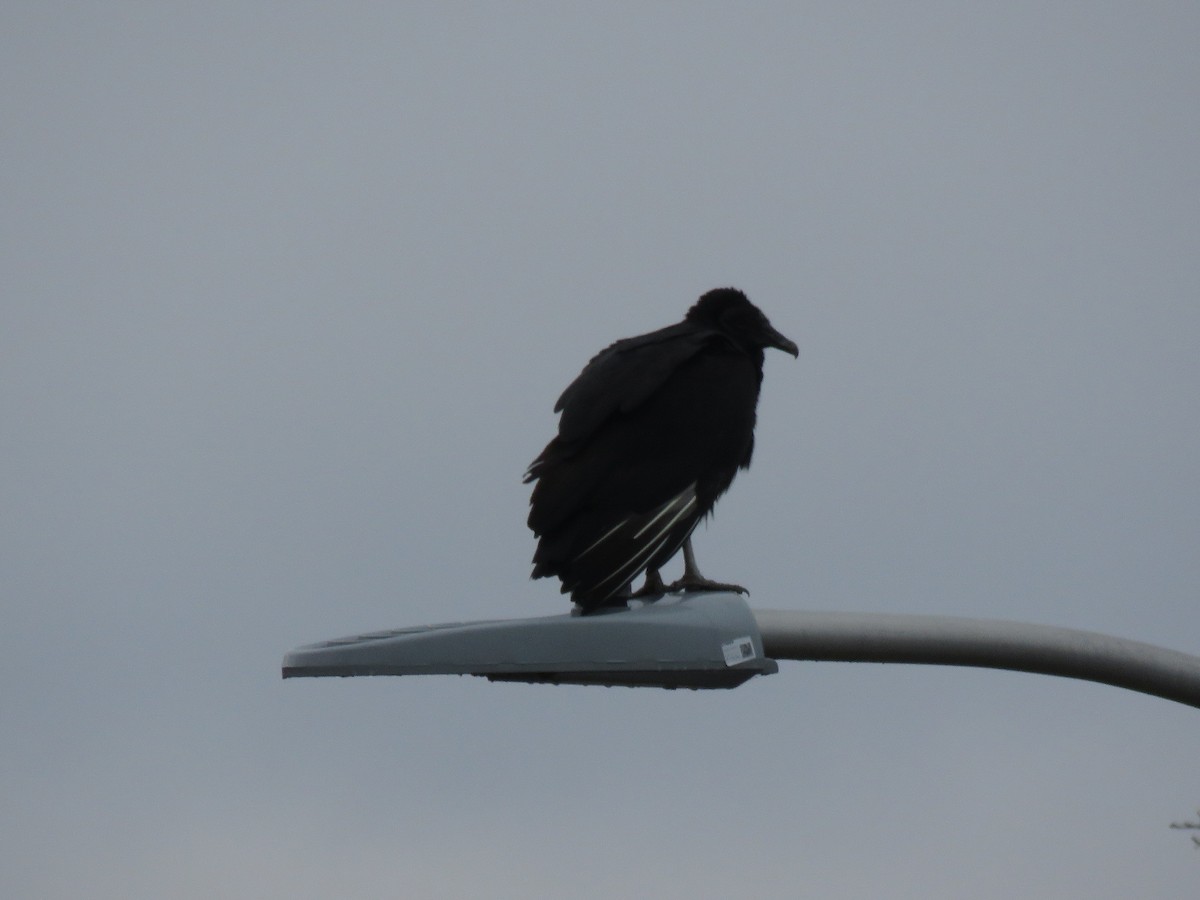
[
  {"left": 631, "top": 568, "right": 668, "bottom": 599},
  {"left": 664, "top": 537, "right": 749, "bottom": 595},
  {"left": 665, "top": 575, "right": 749, "bottom": 596}
]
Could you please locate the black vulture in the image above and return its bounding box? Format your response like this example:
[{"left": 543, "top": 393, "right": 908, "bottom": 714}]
[{"left": 524, "top": 287, "right": 798, "bottom": 612}]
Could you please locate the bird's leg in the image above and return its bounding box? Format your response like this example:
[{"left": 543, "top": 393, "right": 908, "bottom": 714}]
[
  {"left": 630, "top": 567, "right": 668, "bottom": 600},
  {"left": 665, "top": 538, "right": 749, "bottom": 595}
]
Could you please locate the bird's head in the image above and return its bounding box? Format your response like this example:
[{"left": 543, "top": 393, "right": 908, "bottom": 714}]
[{"left": 687, "top": 288, "right": 799, "bottom": 358}]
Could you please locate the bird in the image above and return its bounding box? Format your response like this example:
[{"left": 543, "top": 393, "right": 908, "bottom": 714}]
[{"left": 524, "top": 287, "right": 798, "bottom": 612}]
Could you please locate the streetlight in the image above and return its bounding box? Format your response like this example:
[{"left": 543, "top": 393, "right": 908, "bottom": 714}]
[{"left": 283, "top": 592, "right": 1200, "bottom": 709}]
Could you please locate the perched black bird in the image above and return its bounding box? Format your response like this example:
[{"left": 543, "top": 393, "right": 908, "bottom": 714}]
[{"left": 524, "top": 287, "right": 798, "bottom": 612}]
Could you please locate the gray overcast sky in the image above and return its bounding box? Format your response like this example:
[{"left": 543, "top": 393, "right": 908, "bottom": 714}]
[{"left": 4, "top": 3, "right": 1199, "bottom": 897}]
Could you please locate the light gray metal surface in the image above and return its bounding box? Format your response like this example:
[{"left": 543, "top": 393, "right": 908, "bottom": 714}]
[
  {"left": 754, "top": 609, "right": 1200, "bottom": 710},
  {"left": 282, "top": 592, "right": 778, "bottom": 689}
]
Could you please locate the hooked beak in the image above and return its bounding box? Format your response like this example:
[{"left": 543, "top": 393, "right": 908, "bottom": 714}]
[{"left": 766, "top": 325, "right": 799, "bottom": 358}]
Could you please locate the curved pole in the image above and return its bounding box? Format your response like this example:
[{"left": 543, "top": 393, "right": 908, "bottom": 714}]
[{"left": 752, "top": 609, "right": 1200, "bottom": 710}]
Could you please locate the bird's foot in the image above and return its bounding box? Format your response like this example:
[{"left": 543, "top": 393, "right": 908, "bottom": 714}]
[
  {"left": 664, "top": 574, "right": 749, "bottom": 596},
  {"left": 630, "top": 569, "right": 668, "bottom": 600}
]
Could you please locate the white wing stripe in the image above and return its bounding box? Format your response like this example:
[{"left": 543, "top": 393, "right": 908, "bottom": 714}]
[
  {"left": 598, "top": 533, "right": 676, "bottom": 602},
  {"left": 594, "top": 495, "right": 698, "bottom": 595},
  {"left": 573, "top": 517, "right": 631, "bottom": 561},
  {"left": 632, "top": 489, "right": 690, "bottom": 539}
]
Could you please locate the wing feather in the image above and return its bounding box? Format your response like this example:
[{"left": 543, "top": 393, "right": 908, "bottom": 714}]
[
  {"left": 553, "top": 322, "right": 715, "bottom": 445},
  {"left": 558, "top": 484, "right": 702, "bottom": 603}
]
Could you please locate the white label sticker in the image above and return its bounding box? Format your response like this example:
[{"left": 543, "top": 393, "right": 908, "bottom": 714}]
[{"left": 721, "top": 636, "right": 757, "bottom": 666}]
